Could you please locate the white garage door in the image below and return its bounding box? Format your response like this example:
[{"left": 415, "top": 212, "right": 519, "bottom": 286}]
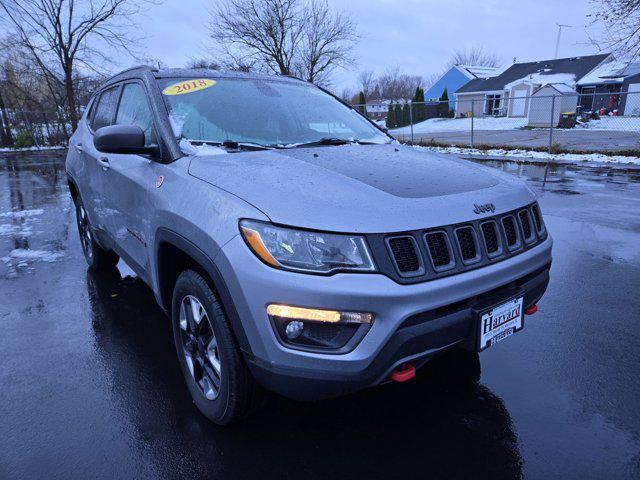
[
  {"left": 625, "top": 83, "right": 640, "bottom": 116},
  {"left": 511, "top": 90, "right": 526, "bottom": 116}
]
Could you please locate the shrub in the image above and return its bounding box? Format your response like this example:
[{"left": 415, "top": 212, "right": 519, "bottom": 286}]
[{"left": 14, "top": 131, "right": 34, "bottom": 149}]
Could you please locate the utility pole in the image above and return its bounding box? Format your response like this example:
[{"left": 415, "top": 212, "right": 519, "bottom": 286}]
[{"left": 554, "top": 23, "right": 573, "bottom": 59}]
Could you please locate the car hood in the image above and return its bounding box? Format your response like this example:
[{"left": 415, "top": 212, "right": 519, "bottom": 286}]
[{"left": 188, "top": 144, "right": 536, "bottom": 233}]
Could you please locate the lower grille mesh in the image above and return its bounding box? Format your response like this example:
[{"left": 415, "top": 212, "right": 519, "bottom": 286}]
[
  {"left": 425, "top": 232, "right": 452, "bottom": 268},
  {"left": 502, "top": 216, "right": 518, "bottom": 247},
  {"left": 519, "top": 210, "right": 533, "bottom": 240},
  {"left": 388, "top": 237, "right": 420, "bottom": 273},
  {"left": 481, "top": 222, "right": 500, "bottom": 254},
  {"left": 455, "top": 227, "right": 478, "bottom": 261}
]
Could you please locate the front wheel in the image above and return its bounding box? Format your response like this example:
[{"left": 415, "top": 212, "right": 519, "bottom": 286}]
[
  {"left": 74, "top": 197, "right": 119, "bottom": 270},
  {"left": 171, "top": 269, "right": 264, "bottom": 425}
]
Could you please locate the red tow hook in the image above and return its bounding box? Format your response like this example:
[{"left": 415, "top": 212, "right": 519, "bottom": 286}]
[
  {"left": 391, "top": 363, "right": 416, "bottom": 383},
  {"left": 525, "top": 304, "right": 538, "bottom": 315}
]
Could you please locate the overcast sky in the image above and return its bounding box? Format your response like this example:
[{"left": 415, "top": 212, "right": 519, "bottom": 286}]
[{"left": 136, "top": 0, "right": 606, "bottom": 91}]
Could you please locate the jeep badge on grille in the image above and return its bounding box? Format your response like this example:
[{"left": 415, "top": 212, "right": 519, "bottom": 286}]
[{"left": 473, "top": 203, "right": 496, "bottom": 214}]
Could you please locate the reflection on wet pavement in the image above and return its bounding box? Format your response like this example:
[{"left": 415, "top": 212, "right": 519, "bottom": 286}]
[{"left": 0, "top": 151, "right": 639, "bottom": 479}]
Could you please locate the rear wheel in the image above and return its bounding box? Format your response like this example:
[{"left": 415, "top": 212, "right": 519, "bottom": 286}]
[
  {"left": 171, "top": 269, "right": 263, "bottom": 425},
  {"left": 75, "top": 197, "right": 119, "bottom": 270}
]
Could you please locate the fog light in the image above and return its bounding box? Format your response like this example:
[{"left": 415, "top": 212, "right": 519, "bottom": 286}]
[
  {"left": 266, "top": 304, "right": 373, "bottom": 324},
  {"left": 267, "top": 304, "right": 374, "bottom": 351},
  {"left": 285, "top": 320, "right": 304, "bottom": 339}
]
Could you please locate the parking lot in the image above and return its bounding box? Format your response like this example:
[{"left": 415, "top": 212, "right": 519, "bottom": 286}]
[{"left": 1, "top": 151, "right": 639, "bottom": 479}]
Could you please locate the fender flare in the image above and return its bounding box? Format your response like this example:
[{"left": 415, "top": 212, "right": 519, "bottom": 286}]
[{"left": 154, "top": 228, "right": 252, "bottom": 355}]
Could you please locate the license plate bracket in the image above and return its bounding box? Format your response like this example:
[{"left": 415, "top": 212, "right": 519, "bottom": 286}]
[{"left": 476, "top": 295, "right": 525, "bottom": 351}]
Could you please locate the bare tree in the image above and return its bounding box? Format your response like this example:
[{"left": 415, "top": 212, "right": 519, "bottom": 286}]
[
  {"left": 186, "top": 58, "right": 222, "bottom": 70},
  {"left": 589, "top": 0, "right": 640, "bottom": 59},
  {"left": 293, "top": 0, "right": 357, "bottom": 85},
  {"left": 357, "top": 70, "right": 375, "bottom": 100},
  {"left": 209, "top": 0, "right": 358, "bottom": 84},
  {"left": 449, "top": 47, "right": 500, "bottom": 67},
  {"left": 210, "top": 0, "right": 303, "bottom": 76},
  {"left": 0, "top": 0, "right": 152, "bottom": 131},
  {"left": 377, "top": 67, "right": 422, "bottom": 100}
]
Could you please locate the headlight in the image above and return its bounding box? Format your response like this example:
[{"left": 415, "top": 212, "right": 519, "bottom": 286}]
[{"left": 239, "top": 220, "right": 376, "bottom": 274}]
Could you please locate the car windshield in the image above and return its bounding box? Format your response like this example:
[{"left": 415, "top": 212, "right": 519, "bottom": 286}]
[{"left": 158, "top": 77, "right": 389, "bottom": 148}]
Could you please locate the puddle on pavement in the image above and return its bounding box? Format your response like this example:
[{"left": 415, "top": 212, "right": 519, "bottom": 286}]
[{"left": 0, "top": 151, "right": 70, "bottom": 277}]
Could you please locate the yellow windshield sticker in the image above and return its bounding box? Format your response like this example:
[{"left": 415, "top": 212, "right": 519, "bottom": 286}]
[{"left": 162, "top": 79, "right": 216, "bottom": 95}]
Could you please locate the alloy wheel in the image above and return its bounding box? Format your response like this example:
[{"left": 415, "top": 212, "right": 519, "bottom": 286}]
[
  {"left": 77, "top": 205, "right": 93, "bottom": 261},
  {"left": 179, "top": 295, "right": 222, "bottom": 400}
]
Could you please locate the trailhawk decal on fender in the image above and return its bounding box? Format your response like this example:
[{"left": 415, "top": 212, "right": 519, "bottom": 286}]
[{"left": 162, "top": 79, "right": 216, "bottom": 95}]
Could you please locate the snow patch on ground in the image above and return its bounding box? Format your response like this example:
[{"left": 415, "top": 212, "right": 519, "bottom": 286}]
[
  {"left": 392, "top": 117, "right": 528, "bottom": 134},
  {"left": 0, "top": 209, "right": 44, "bottom": 219},
  {"left": 412, "top": 145, "right": 640, "bottom": 166},
  {"left": 0, "top": 146, "right": 66, "bottom": 153},
  {"left": 392, "top": 114, "right": 640, "bottom": 134},
  {"left": 575, "top": 116, "right": 640, "bottom": 131},
  {"left": 0, "top": 224, "right": 33, "bottom": 236},
  {"left": 2, "top": 248, "right": 64, "bottom": 263}
]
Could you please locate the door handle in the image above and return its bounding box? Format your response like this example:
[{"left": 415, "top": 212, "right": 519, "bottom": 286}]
[
  {"left": 97, "top": 157, "right": 110, "bottom": 170},
  {"left": 75, "top": 143, "right": 83, "bottom": 153}
]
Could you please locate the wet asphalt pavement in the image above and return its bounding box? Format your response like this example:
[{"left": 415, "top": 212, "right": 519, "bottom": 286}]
[{"left": 0, "top": 151, "right": 639, "bottom": 479}]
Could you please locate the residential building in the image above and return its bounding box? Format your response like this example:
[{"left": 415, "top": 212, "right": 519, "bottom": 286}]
[{"left": 455, "top": 54, "right": 610, "bottom": 118}]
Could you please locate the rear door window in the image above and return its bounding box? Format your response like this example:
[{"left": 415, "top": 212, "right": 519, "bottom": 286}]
[
  {"left": 91, "top": 86, "right": 120, "bottom": 131},
  {"left": 115, "top": 83, "right": 154, "bottom": 145}
]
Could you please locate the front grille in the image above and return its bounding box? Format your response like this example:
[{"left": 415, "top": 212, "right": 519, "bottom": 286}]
[
  {"left": 481, "top": 221, "right": 500, "bottom": 255},
  {"left": 518, "top": 210, "right": 534, "bottom": 241},
  {"left": 368, "top": 202, "right": 546, "bottom": 285},
  {"left": 502, "top": 216, "right": 519, "bottom": 249},
  {"left": 387, "top": 236, "right": 421, "bottom": 274},
  {"left": 455, "top": 226, "right": 479, "bottom": 263},
  {"left": 425, "top": 231, "right": 453, "bottom": 269}
]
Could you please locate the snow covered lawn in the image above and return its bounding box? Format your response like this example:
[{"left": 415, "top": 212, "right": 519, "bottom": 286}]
[
  {"left": 391, "top": 117, "right": 528, "bottom": 134},
  {"left": 413, "top": 145, "right": 640, "bottom": 166},
  {"left": 391, "top": 115, "right": 640, "bottom": 134},
  {"left": 575, "top": 116, "right": 640, "bottom": 131}
]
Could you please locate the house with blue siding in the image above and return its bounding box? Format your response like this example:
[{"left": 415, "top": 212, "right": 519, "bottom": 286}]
[{"left": 424, "top": 65, "right": 502, "bottom": 114}]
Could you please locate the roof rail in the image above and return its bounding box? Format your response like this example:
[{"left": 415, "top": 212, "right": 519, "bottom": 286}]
[{"left": 104, "top": 64, "right": 157, "bottom": 83}]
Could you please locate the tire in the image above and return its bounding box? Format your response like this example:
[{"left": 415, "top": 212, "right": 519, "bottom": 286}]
[
  {"left": 171, "top": 269, "right": 263, "bottom": 425},
  {"left": 74, "top": 197, "right": 119, "bottom": 270}
]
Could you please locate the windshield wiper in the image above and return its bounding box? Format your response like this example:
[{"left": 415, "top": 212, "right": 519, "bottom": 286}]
[
  {"left": 191, "top": 139, "right": 276, "bottom": 151},
  {"left": 285, "top": 137, "right": 382, "bottom": 148}
]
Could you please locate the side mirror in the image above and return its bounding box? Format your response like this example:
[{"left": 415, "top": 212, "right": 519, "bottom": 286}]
[{"left": 94, "top": 125, "right": 157, "bottom": 155}]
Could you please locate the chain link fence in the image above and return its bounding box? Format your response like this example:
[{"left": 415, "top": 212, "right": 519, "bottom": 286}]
[{"left": 356, "top": 90, "right": 640, "bottom": 155}]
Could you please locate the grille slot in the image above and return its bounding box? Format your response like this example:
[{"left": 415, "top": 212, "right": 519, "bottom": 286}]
[
  {"left": 480, "top": 221, "right": 501, "bottom": 257},
  {"left": 518, "top": 209, "right": 535, "bottom": 242},
  {"left": 424, "top": 231, "right": 454, "bottom": 271},
  {"left": 530, "top": 204, "right": 545, "bottom": 235},
  {"left": 386, "top": 236, "right": 423, "bottom": 276},
  {"left": 501, "top": 215, "right": 521, "bottom": 251},
  {"left": 455, "top": 226, "right": 481, "bottom": 264}
]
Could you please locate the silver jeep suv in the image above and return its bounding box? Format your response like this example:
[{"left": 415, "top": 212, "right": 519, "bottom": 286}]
[{"left": 66, "top": 66, "right": 552, "bottom": 424}]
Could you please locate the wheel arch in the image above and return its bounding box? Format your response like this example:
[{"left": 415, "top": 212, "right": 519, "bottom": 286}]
[
  {"left": 67, "top": 175, "right": 79, "bottom": 203},
  {"left": 154, "top": 228, "right": 252, "bottom": 355}
]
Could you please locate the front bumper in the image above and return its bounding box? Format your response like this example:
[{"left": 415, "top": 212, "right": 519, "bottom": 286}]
[{"left": 214, "top": 234, "right": 552, "bottom": 400}]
